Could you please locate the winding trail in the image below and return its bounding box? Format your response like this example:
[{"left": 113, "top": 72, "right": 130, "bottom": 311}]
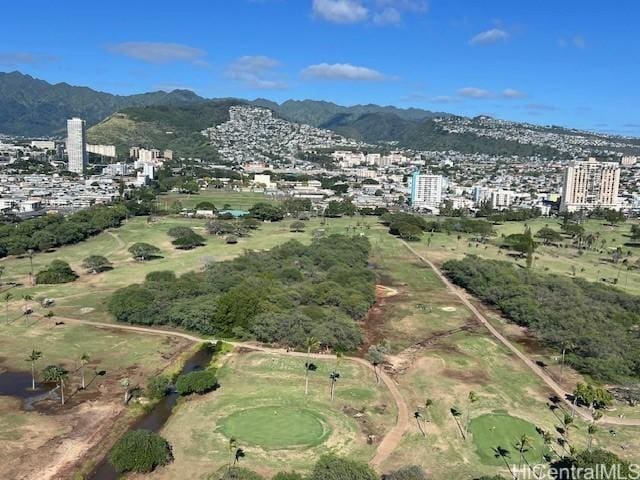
[
  {"left": 399, "top": 240, "right": 640, "bottom": 428},
  {"left": 44, "top": 314, "right": 409, "bottom": 467}
]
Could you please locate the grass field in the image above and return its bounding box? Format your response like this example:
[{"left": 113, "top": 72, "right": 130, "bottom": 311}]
[
  {"left": 421, "top": 217, "right": 640, "bottom": 295},
  {"left": 150, "top": 351, "right": 397, "bottom": 479},
  {"left": 1, "top": 200, "right": 639, "bottom": 479}
]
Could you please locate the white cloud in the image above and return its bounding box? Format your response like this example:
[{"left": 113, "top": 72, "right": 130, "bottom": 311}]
[
  {"left": 301, "top": 62, "right": 387, "bottom": 81},
  {"left": 469, "top": 28, "right": 510, "bottom": 45},
  {"left": 457, "top": 87, "right": 493, "bottom": 99},
  {"left": 106, "top": 42, "right": 208, "bottom": 65},
  {"left": 0, "top": 52, "right": 58, "bottom": 66},
  {"left": 226, "top": 55, "right": 288, "bottom": 89},
  {"left": 428, "top": 95, "right": 463, "bottom": 104},
  {"left": 502, "top": 88, "right": 526, "bottom": 99},
  {"left": 572, "top": 35, "right": 586, "bottom": 48},
  {"left": 373, "top": 7, "right": 401, "bottom": 25},
  {"left": 312, "top": 0, "right": 368, "bottom": 23}
]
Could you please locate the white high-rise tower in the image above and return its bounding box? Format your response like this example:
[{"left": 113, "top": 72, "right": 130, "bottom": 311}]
[{"left": 66, "top": 117, "right": 87, "bottom": 174}]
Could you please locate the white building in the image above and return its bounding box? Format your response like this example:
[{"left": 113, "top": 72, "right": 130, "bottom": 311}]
[
  {"left": 410, "top": 171, "right": 443, "bottom": 211},
  {"left": 66, "top": 118, "right": 87, "bottom": 174},
  {"left": 490, "top": 190, "right": 514, "bottom": 209},
  {"left": 560, "top": 158, "right": 620, "bottom": 212},
  {"left": 30, "top": 140, "right": 56, "bottom": 150},
  {"left": 253, "top": 174, "right": 272, "bottom": 188},
  {"left": 87, "top": 144, "right": 116, "bottom": 158},
  {"left": 142, "top": 163, "right": 155, "bottom": 180}
]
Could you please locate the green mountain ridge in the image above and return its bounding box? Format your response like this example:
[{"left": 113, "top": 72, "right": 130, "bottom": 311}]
[{"left": 0, "top": 71, "right": 205, "bottom": 136}]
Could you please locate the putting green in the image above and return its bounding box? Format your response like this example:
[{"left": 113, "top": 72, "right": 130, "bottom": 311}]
[
  {"left": 219, "top": 406, "right": 330, "bottom": 449},
  {"left": 469, "top": 412, "right": 545, "bottom": 466}
]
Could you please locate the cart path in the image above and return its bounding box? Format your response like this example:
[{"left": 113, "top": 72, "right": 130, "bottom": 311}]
[
  {"left": 399, "top": 240, "right": 640, "bottom": 428},
  {"left": 44, "top": 314, "right": 409, "bottom": 468}
]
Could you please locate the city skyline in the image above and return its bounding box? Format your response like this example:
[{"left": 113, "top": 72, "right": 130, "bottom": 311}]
[{"left": 1, "top": 0, "right": 638, "bottom": 135}]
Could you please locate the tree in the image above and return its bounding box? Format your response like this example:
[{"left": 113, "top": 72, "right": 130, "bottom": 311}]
[
  {"left": 414, "top": 411, "right": 426, "bottom": 437},
  {"left": 121, "top": 377, "right": 131, "bottom": 404},
  {"left": 228, "top": 438, "right": 237, "bottom": 474},
  {"left": 4, "top": 292, "right": 12, "bottom": 323},
  {"left": 535, "top": 227, "right": 563, "bottom": 245},
  {"left": 194, "top": 201, "right": 216, "bottom": 211},
  {"left": 79, "top": 352, "right": 90, "bottom": 389},
  {"left": 82, "top": 255, "right": 112, "bottom": 274},
  {"left": 515, "top": 434, "right": 532, "bottom": 471},
  {"left": 366, "top": 342, "right": 389, "bottom": 385},
  {"left": 26, "top": 349, "right": 42, "bottom": 390},
  {"left": 450, "top": 406, "right": 466, "bottom": 440},
  {"left": 304, "top": 337, "right": 319, "bottom": 395},
  {"left": 35, "top": 260, "right": 78, "bottom": 284},
  {"left": 27, "top": 249, "right": 35, "bottom": 285},
  {"left": 492, "top": 447, "right": 516, "bottom": 480},
  {"left": 309, "top": 454, "right": 377, "bottom": 480},
  {"left": 146, "top": 375, "right": 171, "bottom": 399},
  {"left": 175, "top": 370, "right": 217, "bottom": 395},
  {"left": 249, "top": 203, "right": 284, "bottom": 221},
  {"left": 42, "top": 365, "right": 68, "bottom": 405},
  {"left": 22, "top": 294, "right": 33, "bottom": 324},
  {"left": 128, "top": 243, "right": 161, "bottom": 261},
  {"left": 290, "top": 221, "right": 306, "bottom": 233},
  {"left": 172, "top": 232, "right": 205, "bottom": 250},
  {"left": 466, "top": 391, "right": 479, "bottom": 433},
  {"left": 382, "top": 465, "right": 427, "bottom": 480},
  {"left": 108, "top": 429, "right": 173, "bottom": 473}
]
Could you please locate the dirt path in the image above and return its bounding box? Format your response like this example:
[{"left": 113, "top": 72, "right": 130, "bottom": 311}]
[
  {"left": 104, "top": 230, "right": 126, "bottom": 256},
  {"left": 399, "top": 240, "right": 640, "bottom": 428},
  {"left": 44, "top": 314, "right": 409, "bottom": 468}
]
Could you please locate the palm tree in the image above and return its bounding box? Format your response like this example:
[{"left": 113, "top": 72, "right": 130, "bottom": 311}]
[
  {"left": 587, "top": 424, "right": 598, "bottom": 451},
  {"left": 414, "top": 411, "right": 426, "bottom": 437},
  {"left": 3, "top": 292, "right": 12, "bottom": 323},
  {"left": 515, "top": 434, "right": 533, "bottom": 474},
  {"left": 466, "top": 391, "right": 479, "bottom": 433},
  {"left": 120, "top": 378, "right": 130, "bottom": 404},
  {"left": 79, "top": 353, "right": 90, "bottom": 389},
  {"left": 27, "top": 249, "right": 34, "bottom": 286},
  {"left": 560, "top": 412, "right": 574, "bottom": 451},
  {"left": 329, "top": 371, "right": 340, "bottom": 401},
  {"left": 22, "top": 294, "right": 33, "bottom": 325},
  {"left": 450, "top": 407, "right": 466, "bottom": 440},
  {"left": 559, "top": 341, "right": 575, "bottom": 385},
  {"left": 492, "top": 446, "right": 516, "bottom": 479},
  {"left": 227, "top": 437, "right": 237, "bottom": 473},
  {"left": 42, "top": 365, "right": 68, "bottom": 405},
  {"left": 26, "top": 350, "right": 42, "bottom": 390},
  {"left": 540, "top": 429, "right": 555, "bottom": 462},
  {"left": 304, "top": 337, "right": 319, "bottom": 395},
  {"left": 44, "top": 310, "right": 54, "bottom": 321},
  {"left": 234, "top": 447, "right": 245, "bottom": 466}
]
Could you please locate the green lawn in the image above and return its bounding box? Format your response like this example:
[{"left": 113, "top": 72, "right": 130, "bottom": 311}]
[
  {"left": 151, "top": 351, "right": 397, "bottom": 479},
  {"left": 469, "top": 412, "right": 545, "bottom": 467},
  {"left": 219, "top": 406, "right": 330, "bottom": 449}
]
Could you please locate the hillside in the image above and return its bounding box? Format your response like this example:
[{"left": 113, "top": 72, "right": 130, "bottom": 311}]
[
  {"left": 321, "top": 111, "right": 565, "bottom": 157},
  {"left": 255, "top": 98, "right": 445, "bottom": 127},
  {"left": 0, "top": 71, "right": 204, "bottom": 136},
  {"left": 88, "top": 100, "right": 244, "bottom": 159}
]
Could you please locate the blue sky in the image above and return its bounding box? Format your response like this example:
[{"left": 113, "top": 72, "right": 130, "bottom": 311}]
[{"left": 1, "top": 0, "right": 639, "bottom": 134}]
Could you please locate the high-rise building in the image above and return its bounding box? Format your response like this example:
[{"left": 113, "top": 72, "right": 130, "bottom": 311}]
[
  {"left": 66, "top": 118, "right": 87, "bottom": 174},
  {"left": 410, "top": 171, "right": 443, "bottom": 211},
  {"left": 560, "top": 158, "right": 620, "bottom": 212}
]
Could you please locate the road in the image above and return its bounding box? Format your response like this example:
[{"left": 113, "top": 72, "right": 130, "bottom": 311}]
[
  {"left": 400, "top": 240, "right": 640, "bottom": 428},
  {"left": 46, "top": 314, "right": 409, "bottom": 467}
]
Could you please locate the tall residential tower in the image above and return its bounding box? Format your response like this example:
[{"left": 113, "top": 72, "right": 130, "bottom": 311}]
[
  {"left": 66, "top": 117, "right": 87, "bottom": 174},
  {"left": 410, "top": 171, "right": 443, "bottom": 212},
  {"left": 560, "top": 158, "right": 620, "bottom": 212}
]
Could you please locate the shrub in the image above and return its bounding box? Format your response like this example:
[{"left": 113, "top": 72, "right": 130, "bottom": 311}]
[
  {"left": 172, "top": 232, "right": 205, "bottom": 250},
  {"left": 129, "top": 242, "right": 161, "bottom": 261},
  {"left": 146, "top": 271, "right": 177, "bottom": 282},
  {"left": 82, "top": 255, "right": 112, "bottom": 274},
  {"left": 167, "top": 226, "right": 196, "bottom": 238},
  {"left": 216, "top": 467, "right": 264, "bottom": 480},
  {"left": 108, "top": 429, "right": 173, "bottom": 473},
  {"left": 383, "top": 465, "right": 428, "bottom": 480},
  {"left": 35, "top": 260, "right": 78, "bottom": 284},
  {"left": 146, "top": 375, "right": 171, "bottom": 399},
  {"left": 309, "top": 454, "right": 377, "bottom": 480},
  {"left": 273, "top": 473, "right": 304, "bottom": 480},
  {"left": 175, "top": 369, "right": 217, "bottom": 395},
  {"left": 195, "top": 201, "right": 216, "bottom": 211}
]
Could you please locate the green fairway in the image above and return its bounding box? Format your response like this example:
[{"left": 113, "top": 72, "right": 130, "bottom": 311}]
[
  {"left": 469, "top": 412, "right": 545, "bottom": 466},
  {"left": 219, "top": 406, "right": 330, "bottom": 449}
]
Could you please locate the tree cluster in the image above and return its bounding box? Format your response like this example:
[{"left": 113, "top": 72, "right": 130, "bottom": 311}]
[
  {"left": 0, "top": 204, "right": 128, "bottom": 256},
  {"left": 175, "top": 369, "right": 218, "bottom": 395},
  {"left": 108, "top": 429, "right": 173, "bottom": 474},
  {"left": 108, "top": 235, "right": 375, "bottom": 351},
  {"left": 35, "top": 260, "right": 78, "bottom": 284},
  {"left": 442, "top": 255, "right": 640, "bottom": 383}
]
